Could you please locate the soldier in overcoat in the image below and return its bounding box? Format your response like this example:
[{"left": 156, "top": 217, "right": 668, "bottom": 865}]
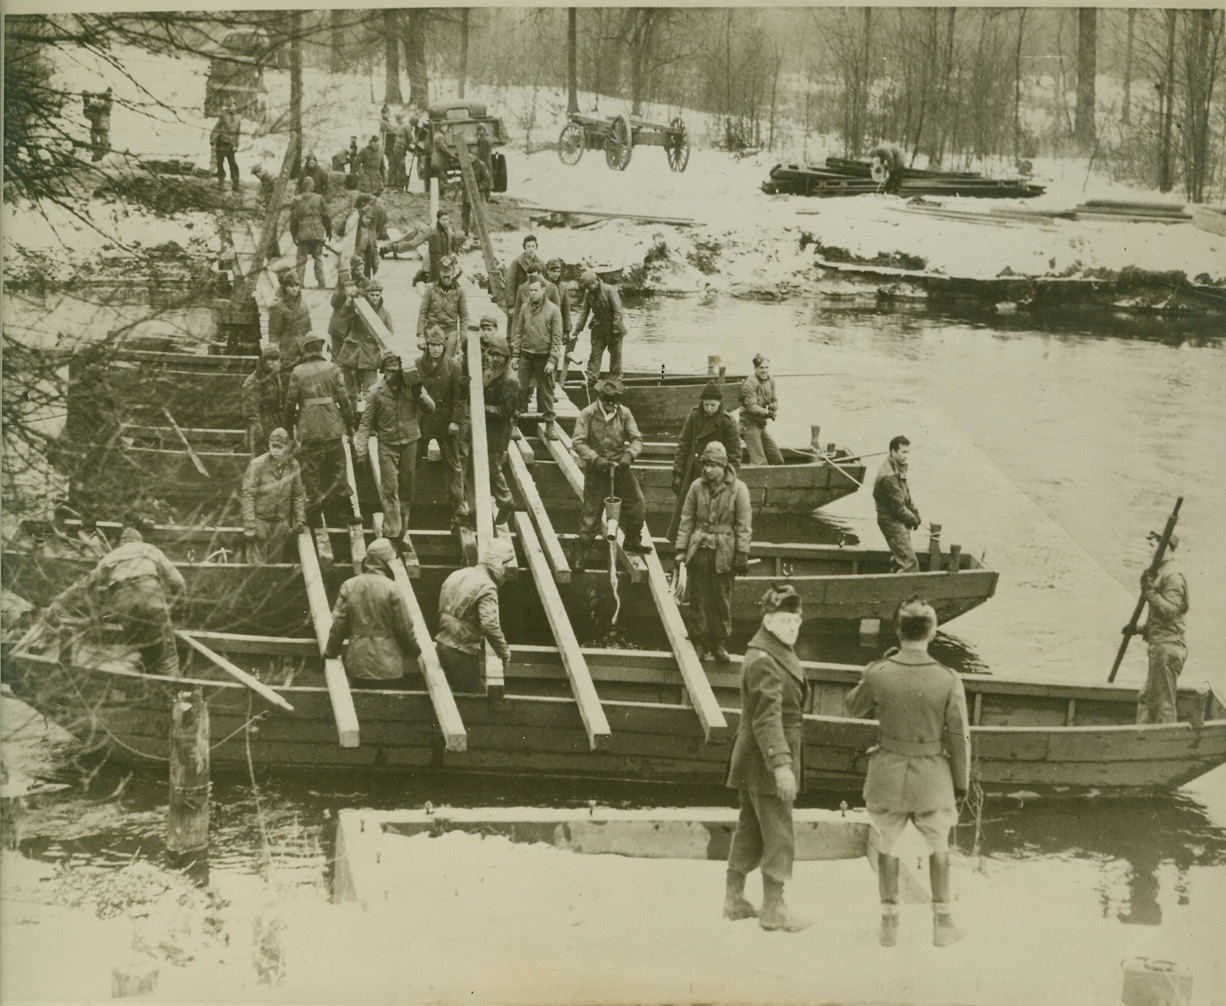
[
  {"left": 324, "top": 537, "right": 420, "bottom": 687},
  {"left": 844, "top": 597, "right": 970, "bottom": 947},
  {"left": 724, "top": 584, "right": 811, "bottom": 932}
]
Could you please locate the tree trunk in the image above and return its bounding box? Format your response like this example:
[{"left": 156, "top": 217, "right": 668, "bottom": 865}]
[
  {"left": 329, "top": 9, "right": 346, "bottom": 75},
  {"left": 1122, "top": 8, "right": 1135, "bottom": 125},
  {"left": 1074, "top": 8, "right": 1097, "bottom": 150},
  {"left": 567, "top": 8, "right": 579, "bottom": 113},
  {"left": 403, "top": 10, "right": 429, "bottom": 111},
  {"left": 1158, "top": 11, "right": 1176, "bottom": 193},
  {"left": 290, "top": 11, "right": 303, "bottom": 177},
  {"left": 1181, "top": 8, "right": 1220, "bottom": 203},
  {"left": 1014, "top": 9, "right": 1027, "bottom": 161},
  {"left": 458, "top": 8, "right": 469, "bottom": 99},
  {"left": 383, "top": 9, "right": 402, "bottom": 105}
]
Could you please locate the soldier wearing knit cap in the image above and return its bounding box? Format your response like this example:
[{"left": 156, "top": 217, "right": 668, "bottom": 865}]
[
  {"left": 323, "top": 537, "right": 421, "bottom": 687},
  {"left": 673, "top": 440, "right": 752, "bottom": 663},
  {"left": 724, "top": 583, "right": 811, "bottom": 933},
  {"left": 668, "top": 382, "right": 742, "bottom": 541},
  {"left": 240, "top": 427, "right": 306, "bottom": 564}
]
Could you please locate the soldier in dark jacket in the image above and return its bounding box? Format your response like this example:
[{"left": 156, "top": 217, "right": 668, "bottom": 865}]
[
  {"left": 283, "top": 332, "right": 355, "bottom": 559},
  {"left": 724, "top": 584, "right": 811, "bottom": 933},
  {"left": 290, "top": 176, "right": 332, "bottom": 289},
  {"left": 673, "top": 441, "right": 752, "bottom": 663},
  {"left": 211, "top": 101, "right": 242, "bottom": 192},
  {"left": 845, "top": 598, "right": 970, "bottom": 948},
  {"left": 573, "top": 270, "right": 627, "bottom": 387},
  {"left": 416, "top": 256, "right": 469, "bottom": 358},
  {"left": 354, "top": 134, "right": 385, "bottom": 195},
  {"left": 296, "top": 151, "right": 330, "bottom": 198},
  {"left": 47, "top": 527, "right": 186, "bottom": 676},
  {"left": 334, "top": 278, "right": 392, "bottom": 403},
  {"left": 1124, "top": 531, "right": 1190, "bottom": 724},
  {"left": 354, "top": 352, "right": 436, "bottom": 560},
  {"left": 324, "top": 537, "right": 420, "bottom": 688},
  {"left": 739, "top": 354, "right": 783, "bottom": 465},
  {"left": 328, "top": 256, "right": 368, "bottom": 362},
  {"left": 417, "top": 328, "right": 466, "bottom": 520},
  {"left": 571, "top": 376, "right": 649, "bottom": 567},
  {"left": 543, "top": 258, "right": 572, "bottom": 335},
  {"left": 267, "top": 270, "right": 312, "bottom": 372},
  {"left": 668, "top": 383, "right": 741, "bottom": 541},
  {"left": 505, "top": 235, "right": 540, "bottom": 306},
  {"left": 240, "top": 427, "right": 305, "bottom": 564},
  {"left": 425, "top": 210, "right": 455, "bottom": 284},
  {"left": 241, "top": 345, "right": 284, "bottom": 456},
  {"left": 873, "top": 435, "right": 921, "bottom": 573},
  {"left": 869, "top": 141, "right": 907, "bottom": 195}
]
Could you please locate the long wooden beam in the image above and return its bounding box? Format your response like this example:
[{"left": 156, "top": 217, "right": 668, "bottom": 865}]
[
  {"left": 464, "top": 327, "right": 504, "bottom": 698},
  {"left": 454, "top": 139, "right": 506, "bottom": 310},
  {"left": 389, "top": 556, "right": 466, "bottom": 752},
  {"left": 506, "top": 440, "right": 570, "bottom": 582},
  {"left": 540, "top": 426, "right": 646, "bottom": 583},
  {"left": 176, "top": 629, "right": 295, "bottom": 712},
  {"left": 297, "top": 529, "right": 360, "bottom": 747},
  {"left": 511, "top": 512, "right": 610, "bottom": 750},
  {"left": 234, "top": 131, "right": 298, "bottom": 309},
  {"left": 365, "top": 438, "right": 418, "bottom": 577},
  {"left": 340, "top": 435, "right": 367, "bottom": 575},
  {"left": 548, "top": 427, "right": 725, "bottom": 742}
]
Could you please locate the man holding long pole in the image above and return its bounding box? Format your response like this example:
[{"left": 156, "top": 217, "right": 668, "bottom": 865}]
[{"left": 1123, "top": 529, "right": 1190, "bottom": 724}]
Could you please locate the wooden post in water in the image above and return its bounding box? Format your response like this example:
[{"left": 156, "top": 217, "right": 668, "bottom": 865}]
[
  {"left": 928, "top": 523, "right": 942, "bottom": 573},
  {"left": 948, "top": 544, "right": 962, "bottom": 572},
  {"left": 707, "top": 355, "right": 718, "bottom": 376},
  {"left": 810, "top": 425, "right": 822, "bottom": 454},
  {"left": 167, "top": 686, "right": 209, "bottom": 855}
]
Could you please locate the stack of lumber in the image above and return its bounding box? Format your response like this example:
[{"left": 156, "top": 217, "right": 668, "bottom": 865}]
[
  {"left": 1074, "top": 199, "right": 1191, "bottom": 224},
  {"left": 763, "top": 157, "right": 1044, "bottom": 199}
]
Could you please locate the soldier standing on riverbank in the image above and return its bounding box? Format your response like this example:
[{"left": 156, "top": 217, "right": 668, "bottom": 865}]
[
  {"left": 211, "top": 100, "right": 242, "bottom": 193},
  {"left": 873, "top": 435, "right": 922, "bottom": 573},
  {"left": 845, "top": 597, "right": 970, "bottom": 948},
  {"left": 724, "top": 583, "right": 811, "bottom": 932},
  {"left": 1125, "top": 531, "right": 1190, "bottom": 724}
]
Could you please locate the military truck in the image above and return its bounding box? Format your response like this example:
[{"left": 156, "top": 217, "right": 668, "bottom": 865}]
[
  {"left": 419, "top": 100, "right": 509, "bottom": 194},
  {"left": 204, "top": 29, "right": 270, "bottom": 120}
]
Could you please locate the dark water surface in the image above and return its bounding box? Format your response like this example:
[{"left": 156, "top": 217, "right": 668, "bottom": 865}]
[{"left": 4, "top": 289, "right": 1225, "bottom": 939}]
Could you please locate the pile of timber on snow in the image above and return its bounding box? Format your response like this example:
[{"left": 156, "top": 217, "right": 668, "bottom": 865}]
[
  {"left": 1072, "top": 199, "right": 1192, "bottom": 224},
  {"left": 762, "top": 157, "right": 1044, "bottom": 199}
]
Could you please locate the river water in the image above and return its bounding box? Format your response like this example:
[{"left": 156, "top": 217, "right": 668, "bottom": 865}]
[{"left": 3, "top": 289, "right": 1225, "bottom": 985}]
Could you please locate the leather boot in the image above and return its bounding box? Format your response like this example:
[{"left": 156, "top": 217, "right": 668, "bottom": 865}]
[
  {"left": 573, "top": 541, "right": 595, "bottom": 571},
  {"left": 722, "top": 870, "right": 757, "bottom": 921},
  {"left": 878, "top": 853, "right": 900, "bottom": 947},
  {"left": 712, "top": 640, "right": 731, "bottom": 664},
  {"left": 542, "top": 422, "right": 559, "bottom": 441},
  {"left": 759, "top": 877, "right": 811, "bottom": 932},
  {"left": 930, "top": 853, "right": 963, "bottom": 947},
  {"left": 621, "top": 529, "right": 651, "bottom": 554},
  {"left": 692, "top": 640, "right": 708, "bottom": 661},
  {"left": 401, "top": 529, "right": 419, "bottom": 565}
]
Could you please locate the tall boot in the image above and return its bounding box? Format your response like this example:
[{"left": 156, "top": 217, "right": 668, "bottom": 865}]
[
  {"left": 878, "top": 853, "right": 900, "bottom": 947},
  {"left": 930, "top": 853, "right": 963, "bottom": 947},
  {"left": 759, "top": 877, "right": 811, "bottom": 933},
  {"left": 722, "top": 870, "right": 757, "bottom": 921}
]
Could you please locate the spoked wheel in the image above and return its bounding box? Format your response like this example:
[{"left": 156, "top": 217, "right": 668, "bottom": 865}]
[
  {"left": 604, "top": 114, "right": 633, "bottom": 171},
  {"left": 666, "top": 117, "right": 690, "bottom": 172},
  {"left": 558, "top": 122, "right": 585, "bottom": 166}
]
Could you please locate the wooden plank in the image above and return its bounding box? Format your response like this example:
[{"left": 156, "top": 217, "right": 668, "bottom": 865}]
[
  {"left": 543, "top": 426, "right": 723, "bottom": 742},
  {"left": 507, "top": 440, "right": 571, "bottom": 582},
  {"left": 175, "top": 630, "right": 295, "bottom": 712},
  {"left": 520, "top": 204, "right": 696, "bottom": 227},
  {"left": 296, "top": 529, "right": 360, "bottom": 748},
  {"left": 389, "top": 556, "right": 467, "bottom": 752},
  {"left": 351, "top": 297, "right": 392, "bottom": 354},
  {"left": 454, "top": 139, "right": 506, "bottom": 309},
  {"left": 234, "top": 131, "right": 298, "bottom": 310},
  {"left": 511, "top": 511, "right": 610, "bottom": 751},
  {"left": 175, "top": 630, "right": 317, "bottom": 657}
]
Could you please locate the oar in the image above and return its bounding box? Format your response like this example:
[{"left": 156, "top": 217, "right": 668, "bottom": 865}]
[
  {"left": 175, "top": 629, "right": 295, "bottom": 712},
  {"left": 1108, "top": 496, "right": 1183, "bottom": 683},
  {"left": 162, "top": 408, "right": 210, "bottom": 479},
  {"left": 798, "top": 446, "right": 865, "bottom": 489}
]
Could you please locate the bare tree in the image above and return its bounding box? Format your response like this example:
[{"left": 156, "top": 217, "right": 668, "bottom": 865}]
[
  {"left": 384, "top": 10, "right": 403, "bottom": 104},
  {"left": 458, "top": 8, "right": 470, "bottom": 99},
  {"left": 1181, "top": 8, "right": 1223, "bottom": 202},
  {"left": 401, "top": 9, "right": 429, "bottom": 110},
  {"left": 1075, "top": 8, "right": 1097, "bottom": 150},
  {"left": 567, "top": 8, "right": 579, "bottom": 114}
]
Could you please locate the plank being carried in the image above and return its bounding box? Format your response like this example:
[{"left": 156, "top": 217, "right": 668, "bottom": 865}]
[
  {"left": 297, "top": 529, "right": 360, "bottom": 747},
  {"left": 550, "top": 426, "right": 726, "bottom": 742},
  {"left": 511, "top": 511, "right": 610, "bottom": 750},
  {"left": 389, "top": 556, "right": 466, "bottom": 752},
  {"left": 454, "top": 139, "right": 506, "bottom": 310}
]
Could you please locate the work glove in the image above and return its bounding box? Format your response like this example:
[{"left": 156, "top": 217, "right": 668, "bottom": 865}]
[
  {"left": 773, "top": 766, "right": 798, "bottom": 804},
  {"left": 732, "top": 551, "right": 749, "bottom": 576},
  {"left": 448, "top": 422, "right": 460, "bottom": 436},
  {"left": 1140, "top": 570, "right": 1155, "bottom": 591},
  {"left": 290, "top": 522, "right": 304, "bottom": 535},
  {"left": 618, "top": 449, "right": 635, "bottom": 466},
  {"left": 544, "top": 359, "right": 555, "bottom": 377}
]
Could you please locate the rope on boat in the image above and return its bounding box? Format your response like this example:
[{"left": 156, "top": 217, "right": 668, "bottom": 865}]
[{"left": 609, "top": 540, "right": 621, "bottom": 625}]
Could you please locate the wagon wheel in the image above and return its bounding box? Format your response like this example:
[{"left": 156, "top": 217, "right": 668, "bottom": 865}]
[
  {"left": 558, "top": 121, "right": 585, "bottom": 166},
  {"left": 666, "top": 117, "right": 690, "bottom": 173},
  {"left": 604, "top": 114, "right": 633, "bottom": 171}
]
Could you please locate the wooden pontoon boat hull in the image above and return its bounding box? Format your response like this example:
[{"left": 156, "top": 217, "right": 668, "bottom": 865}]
[
  {"left": 7, "top": 635, "right": 1223, "bottom": 797},
  {"left": 562, "top": 371, "right": 744, "bottom": 437}
]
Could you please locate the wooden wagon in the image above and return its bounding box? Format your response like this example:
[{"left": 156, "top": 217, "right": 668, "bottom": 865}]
[{"left": 557, "top": 112, "right": 690, "bottom": 172}]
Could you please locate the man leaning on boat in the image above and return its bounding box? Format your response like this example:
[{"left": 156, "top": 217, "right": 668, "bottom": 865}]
[
  {"left": 873, "top": 435, "right": 922, "bottom": 573},
  {"left": 46, "top": 527, "right": 186, "bottom": 677}
]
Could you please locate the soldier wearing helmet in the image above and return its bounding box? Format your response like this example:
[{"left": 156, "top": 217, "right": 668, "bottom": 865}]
[{"left": 416, "top": 254, "right": 468, "bottom": 359}]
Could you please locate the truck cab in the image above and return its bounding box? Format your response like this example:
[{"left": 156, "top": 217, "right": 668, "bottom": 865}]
[{"left": 421, "top": 100, "right": 509, "bottom": 193}]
